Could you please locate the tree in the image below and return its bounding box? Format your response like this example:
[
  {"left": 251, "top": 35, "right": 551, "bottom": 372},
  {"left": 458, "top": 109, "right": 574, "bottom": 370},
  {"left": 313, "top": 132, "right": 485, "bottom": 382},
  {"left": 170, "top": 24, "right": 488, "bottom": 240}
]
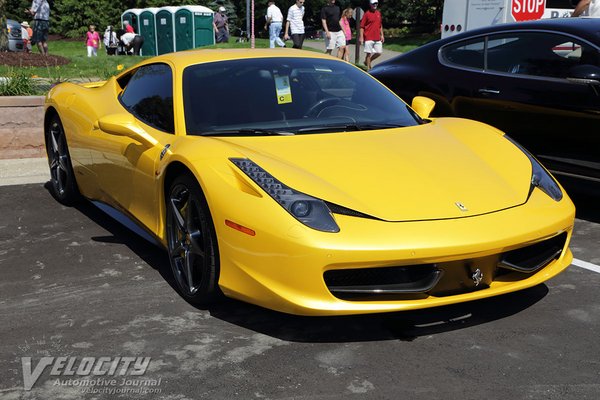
[
  {"left": 1, "top": 0, "right": 7, "bottom": 51},
  {"left": 3, "top": 0, "right": 444, "bottom": 39}
]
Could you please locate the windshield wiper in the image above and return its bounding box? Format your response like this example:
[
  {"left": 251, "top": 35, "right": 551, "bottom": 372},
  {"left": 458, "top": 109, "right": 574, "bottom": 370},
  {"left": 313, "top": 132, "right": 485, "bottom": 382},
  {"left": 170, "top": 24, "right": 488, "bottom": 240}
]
[
  {"left": 197, "top": 129, "right": 294, "bottom": 137},
  {"left": 296, "top": 123, "right": 404, "bottom": 133}
]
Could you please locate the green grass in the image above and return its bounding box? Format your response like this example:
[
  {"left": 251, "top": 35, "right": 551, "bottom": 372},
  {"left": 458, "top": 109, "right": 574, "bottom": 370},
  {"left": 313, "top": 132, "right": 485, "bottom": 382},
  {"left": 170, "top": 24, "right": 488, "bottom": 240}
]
[
  {"left": 0, "top": 41, "right": 143, "bottom": 82},
  {"left": 0, "top": 32, "right": 437, "bottom": 85},
  {"left": 383, "top": 33, "right": 439, "bottom": 53},
  {"left": 0, "top": 38, "right": 281, "bottom": 81}
]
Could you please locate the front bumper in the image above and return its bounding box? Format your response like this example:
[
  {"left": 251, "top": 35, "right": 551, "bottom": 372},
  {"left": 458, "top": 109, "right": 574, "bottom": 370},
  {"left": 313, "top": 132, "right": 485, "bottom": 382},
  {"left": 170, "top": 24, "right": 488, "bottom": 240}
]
[{"left": 215, "top": 189, "right": 575, "bottom": 316}]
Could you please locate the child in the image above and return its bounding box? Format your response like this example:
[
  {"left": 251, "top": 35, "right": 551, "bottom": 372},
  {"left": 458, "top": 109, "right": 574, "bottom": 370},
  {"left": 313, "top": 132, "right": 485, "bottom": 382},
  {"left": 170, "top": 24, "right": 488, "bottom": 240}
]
[
  {"left": 86, "top": 25, "right": 101, "bottom": 57},
  {"left": 21, "top": 21, "right": 32, "bottom": 53},
  {"left": 339, "top": 8, "right": 353, "bottom": 62}
]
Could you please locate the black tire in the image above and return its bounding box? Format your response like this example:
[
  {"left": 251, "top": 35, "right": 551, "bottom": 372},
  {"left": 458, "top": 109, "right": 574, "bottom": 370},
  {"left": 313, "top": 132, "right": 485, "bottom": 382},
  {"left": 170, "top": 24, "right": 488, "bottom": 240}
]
[
  {"left": 166, "top": 174, "right": 221, "bottom": 305},
  {"left": 45, "top": 114, "right": 80, "bottom": 205}
]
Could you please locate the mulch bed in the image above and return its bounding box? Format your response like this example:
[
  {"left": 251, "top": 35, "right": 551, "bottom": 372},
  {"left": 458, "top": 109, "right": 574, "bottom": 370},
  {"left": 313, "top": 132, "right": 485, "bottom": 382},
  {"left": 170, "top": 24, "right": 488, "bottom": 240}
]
[{"left": 0, "top": 52, "right": 70, "bottom": 67}]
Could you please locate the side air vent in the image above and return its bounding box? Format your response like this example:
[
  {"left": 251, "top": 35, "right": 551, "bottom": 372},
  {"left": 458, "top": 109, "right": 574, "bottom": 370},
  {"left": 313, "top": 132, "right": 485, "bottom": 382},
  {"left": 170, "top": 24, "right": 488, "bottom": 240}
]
[
  {"left": 324, "top": 265, "right": 443, "bottom": 297},
  {"left": 499, "top": 232, "right": 567, "bottom": 273}
]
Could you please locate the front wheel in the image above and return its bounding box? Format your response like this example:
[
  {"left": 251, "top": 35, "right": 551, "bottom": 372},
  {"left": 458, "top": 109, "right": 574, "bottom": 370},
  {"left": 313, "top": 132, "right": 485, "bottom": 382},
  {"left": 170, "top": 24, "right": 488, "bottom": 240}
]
[
  {"left": 166, "top": 174, "right": 221, "bottom": 305},
  {"left": 45, "top": 114, "right": 80, "bottom": 205}
]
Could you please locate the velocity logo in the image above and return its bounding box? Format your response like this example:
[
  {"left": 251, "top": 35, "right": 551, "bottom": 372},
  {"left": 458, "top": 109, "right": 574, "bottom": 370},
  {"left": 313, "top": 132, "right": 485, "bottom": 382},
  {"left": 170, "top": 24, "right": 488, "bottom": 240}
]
[{"left": 21, "top": 356, "right": 151, "bottom": 390}]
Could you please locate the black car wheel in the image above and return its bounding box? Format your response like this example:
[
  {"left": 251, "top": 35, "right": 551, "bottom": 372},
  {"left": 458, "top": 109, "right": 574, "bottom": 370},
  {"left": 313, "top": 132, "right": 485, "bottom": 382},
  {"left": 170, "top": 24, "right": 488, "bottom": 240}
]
[
  {"left": 45, "top": 114, "right": 80, "bottom": 205},
  {"left": 166, "top": 174, "right": 221, "bottom": 305}
]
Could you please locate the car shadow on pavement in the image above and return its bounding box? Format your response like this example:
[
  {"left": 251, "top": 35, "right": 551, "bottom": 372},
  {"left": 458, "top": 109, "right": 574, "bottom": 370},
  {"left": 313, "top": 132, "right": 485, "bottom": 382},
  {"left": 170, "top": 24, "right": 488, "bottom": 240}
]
[
  {"left": 69, "top": 197, "right": 177, "bottom": 286},
  {"left": 207, "top": 285, "right": 549, "bottom": 343},
  {"left": 68, "top": 192, "right": 550, "bottom": 344}
]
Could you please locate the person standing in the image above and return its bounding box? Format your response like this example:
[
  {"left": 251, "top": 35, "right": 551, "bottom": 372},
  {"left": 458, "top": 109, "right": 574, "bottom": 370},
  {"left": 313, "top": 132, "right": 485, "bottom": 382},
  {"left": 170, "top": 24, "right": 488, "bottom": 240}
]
[
  {"left": 360, "top": 0, "right": 384, "bottom": 71},
  {"left": 573, "top": 0, "right": 600, "bottom": 16},
  {"left": 123, "top": 20, "right": 135, "bottom": 33},
  {"left": 104, "top": 25, "right": 118, "bottom": 55},
  {"left": 27, "top": 0, "right": 50, "bottom": 55},
  {"left": 265, "top": 0, "right": 286, "bottom": 48},
  {"left": 321, "top": 0, "right": 346, "bottom": 58},
  {"left": 284, "top": 0, "right": 305, "bottom": 49},
  {"left": 21, "top": 21, "right": 31, "bottom": 53},
  {"left": 85, "top": 25, "right": 101, "bottom": 57},
  {"left": 213, "top": 6, "right": 230, "bottom": 43},
  {"left": 339, "top": 8, "right": 353, "bottom": 62}
]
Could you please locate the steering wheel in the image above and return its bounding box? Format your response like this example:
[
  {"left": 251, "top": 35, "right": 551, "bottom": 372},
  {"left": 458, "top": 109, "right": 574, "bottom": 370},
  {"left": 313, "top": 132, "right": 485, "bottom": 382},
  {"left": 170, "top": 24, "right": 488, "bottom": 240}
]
[{"left": 304, "top": 97, "right": 343, "bottom": 118}]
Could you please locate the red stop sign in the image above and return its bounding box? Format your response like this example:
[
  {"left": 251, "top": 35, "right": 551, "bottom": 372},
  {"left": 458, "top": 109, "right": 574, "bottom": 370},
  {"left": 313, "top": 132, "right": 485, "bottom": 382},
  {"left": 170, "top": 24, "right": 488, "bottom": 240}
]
[{"left": 511, "top": 0, "right": 546, "bottom": 21}]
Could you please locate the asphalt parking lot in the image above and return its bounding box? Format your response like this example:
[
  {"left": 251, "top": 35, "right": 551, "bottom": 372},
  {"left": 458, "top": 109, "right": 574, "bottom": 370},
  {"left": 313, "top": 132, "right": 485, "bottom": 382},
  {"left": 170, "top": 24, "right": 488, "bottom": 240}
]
[{"left": 1, "top": 181, "right": 599, "bottom": 400}]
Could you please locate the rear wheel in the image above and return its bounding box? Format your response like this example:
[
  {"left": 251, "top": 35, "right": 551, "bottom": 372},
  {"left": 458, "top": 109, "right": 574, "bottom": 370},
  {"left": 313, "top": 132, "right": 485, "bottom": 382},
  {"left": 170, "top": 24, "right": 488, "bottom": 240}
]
[
  {"left": 45, "top": 114, "right": 80, "bottom": 205},
  {"left": 166, "top": 174, "right": 221, "bottom": 305}
]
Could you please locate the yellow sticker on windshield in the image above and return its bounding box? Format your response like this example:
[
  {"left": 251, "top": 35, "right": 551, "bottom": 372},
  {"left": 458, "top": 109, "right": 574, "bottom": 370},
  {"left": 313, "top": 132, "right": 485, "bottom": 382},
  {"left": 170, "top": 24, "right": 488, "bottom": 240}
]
[{"left": 274, "top": 75, "right": 292, "bottom": 104}]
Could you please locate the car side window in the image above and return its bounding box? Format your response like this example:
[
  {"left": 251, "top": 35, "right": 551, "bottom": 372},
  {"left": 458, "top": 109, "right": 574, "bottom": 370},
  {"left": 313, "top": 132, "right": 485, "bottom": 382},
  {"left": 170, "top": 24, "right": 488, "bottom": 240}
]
[
  {"left": 440, "top": 38, "right": 485, "bottom": 70},
  {"left": 119, "top": 63, "right": 174, "bottom": 133},
  {"left": 486, "top": 32, "right": 599, "bottom": 79}
]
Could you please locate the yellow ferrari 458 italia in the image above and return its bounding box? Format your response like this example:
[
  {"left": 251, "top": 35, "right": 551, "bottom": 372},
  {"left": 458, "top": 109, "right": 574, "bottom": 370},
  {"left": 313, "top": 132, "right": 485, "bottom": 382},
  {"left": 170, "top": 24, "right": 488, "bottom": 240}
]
[{"left": 44, "top": 49, "right": 575, "bottom": 316}]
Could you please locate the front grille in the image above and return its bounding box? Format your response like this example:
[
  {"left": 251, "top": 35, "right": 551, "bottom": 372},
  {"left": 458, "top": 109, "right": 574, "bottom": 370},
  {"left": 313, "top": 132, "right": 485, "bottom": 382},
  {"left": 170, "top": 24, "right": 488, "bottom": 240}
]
[{"left": 324, "top": 232, "right": 568, "bottom": 301}]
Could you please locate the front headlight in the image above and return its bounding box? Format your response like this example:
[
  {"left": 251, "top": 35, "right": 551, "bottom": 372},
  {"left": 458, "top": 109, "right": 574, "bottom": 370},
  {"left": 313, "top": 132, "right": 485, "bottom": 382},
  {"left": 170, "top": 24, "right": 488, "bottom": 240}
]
[
  {"left": 230, "top": 158, "right": 340, "bottom": 233},
  {"left": 506, "top": 137, "right": 563, "bottom": 202}
]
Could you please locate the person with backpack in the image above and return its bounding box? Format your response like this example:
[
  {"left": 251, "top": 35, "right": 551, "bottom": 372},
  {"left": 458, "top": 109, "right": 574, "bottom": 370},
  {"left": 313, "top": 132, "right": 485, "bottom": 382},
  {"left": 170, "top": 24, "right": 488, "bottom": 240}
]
[
  {"left": 104, "top": 25, "right": 118, "bottom": 55},
  {"left": 27, "top": 0, "right": 51, "bottom": 55}
]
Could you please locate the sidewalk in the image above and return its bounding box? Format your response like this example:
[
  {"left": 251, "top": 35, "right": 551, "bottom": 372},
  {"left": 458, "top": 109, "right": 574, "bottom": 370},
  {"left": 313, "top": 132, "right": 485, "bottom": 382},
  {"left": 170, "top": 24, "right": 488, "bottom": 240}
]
[
  {"left": 0, "top": 157, "right": 49, "bottom": 186},
  {"left": 302, "top": 39, "right": 402, "bottom": 67}
]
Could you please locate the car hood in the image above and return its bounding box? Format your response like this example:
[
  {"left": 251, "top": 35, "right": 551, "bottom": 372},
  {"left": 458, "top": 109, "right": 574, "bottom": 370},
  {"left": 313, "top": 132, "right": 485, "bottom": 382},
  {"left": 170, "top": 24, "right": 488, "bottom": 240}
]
[{"left": 215, "top": 118, "right": 532, "bottom": 222}]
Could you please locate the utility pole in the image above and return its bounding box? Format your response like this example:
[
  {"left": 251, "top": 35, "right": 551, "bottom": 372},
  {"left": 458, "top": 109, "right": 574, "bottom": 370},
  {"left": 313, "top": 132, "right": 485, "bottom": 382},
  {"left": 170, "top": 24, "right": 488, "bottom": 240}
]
[{"left": 354, "top": 7, "right": 362, "bottom": 65}]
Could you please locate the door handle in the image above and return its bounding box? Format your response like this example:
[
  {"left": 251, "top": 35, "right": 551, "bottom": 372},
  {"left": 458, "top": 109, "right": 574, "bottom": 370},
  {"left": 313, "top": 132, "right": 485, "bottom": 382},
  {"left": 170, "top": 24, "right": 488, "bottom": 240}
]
[{"left": 478, "top": 88, "right": 500, "bottom": 95}]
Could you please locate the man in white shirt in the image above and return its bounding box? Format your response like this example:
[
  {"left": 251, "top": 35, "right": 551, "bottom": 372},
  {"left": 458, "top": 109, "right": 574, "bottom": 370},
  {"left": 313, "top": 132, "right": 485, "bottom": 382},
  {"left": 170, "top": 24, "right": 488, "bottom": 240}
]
[
  {"left": 121, "top": 32, "right": 144, "bottom": 56},
  {"left": 284, "top": 0, "right": 305, "bottom": 49},
  {"left": 266, "top": 0, "right": 286, "bottom": 48},
  {"left": 573, "top": 0, "right": 600, "bottom": 17}
]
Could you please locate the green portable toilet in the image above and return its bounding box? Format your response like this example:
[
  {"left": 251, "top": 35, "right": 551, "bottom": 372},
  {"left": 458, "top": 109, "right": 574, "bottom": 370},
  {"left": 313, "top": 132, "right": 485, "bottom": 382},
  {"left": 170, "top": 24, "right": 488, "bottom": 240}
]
[
  {"left": 193, "top": 6, "right": 215, "bottom": 48},
  {"left": 174, "top": 5, "right": 215, "bottom": 50},
  {"left": 174, "top": 7, "right": 194, "bottom": 51},
  {"left": 156, "top": 7, "right": 177, "bottom": 55},
  {"left": 121, "top": 8, "right": 142, "bottom": 35},
  {"left": 139, "top": 8, "right": 159, "bottom": 56}
]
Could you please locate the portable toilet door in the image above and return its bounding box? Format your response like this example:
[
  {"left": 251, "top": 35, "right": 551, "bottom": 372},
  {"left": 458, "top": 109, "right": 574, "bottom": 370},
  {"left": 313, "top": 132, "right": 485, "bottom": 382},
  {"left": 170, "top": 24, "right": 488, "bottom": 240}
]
[
  {"left": 156, "top": 7, "right": 177, "bottom": 55},
  {"left": 192, "top": 7, "right": 215, "bottom": 47},
  {"left": 174, "top": 7, "right": 194, "bottom": 51},
  {"left": 121, "top": 9, "right": 142, "bottom": 35},
  {"left": 139, "top": 8, "right": 159, "bottom": 56}
]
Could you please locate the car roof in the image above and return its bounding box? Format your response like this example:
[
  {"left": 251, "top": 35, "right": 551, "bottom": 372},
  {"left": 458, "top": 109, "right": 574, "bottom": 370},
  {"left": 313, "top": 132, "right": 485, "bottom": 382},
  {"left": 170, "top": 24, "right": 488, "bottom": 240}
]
[{"left": 441, "top": 18, "right": 600, "bottom": 45}]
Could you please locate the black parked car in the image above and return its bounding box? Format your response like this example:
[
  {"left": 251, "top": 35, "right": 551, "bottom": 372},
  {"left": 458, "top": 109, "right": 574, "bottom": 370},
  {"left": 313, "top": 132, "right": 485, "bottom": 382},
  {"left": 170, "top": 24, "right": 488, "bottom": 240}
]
[{"left": 371, "top": 18, "right": 600, "bottom": 186}]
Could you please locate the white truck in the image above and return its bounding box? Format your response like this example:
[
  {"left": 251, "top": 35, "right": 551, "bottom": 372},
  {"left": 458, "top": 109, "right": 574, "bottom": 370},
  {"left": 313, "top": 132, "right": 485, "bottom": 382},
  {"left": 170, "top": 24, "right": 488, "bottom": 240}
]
[{"left": 441, "top": 0, "right": 578, "bottom": 38}]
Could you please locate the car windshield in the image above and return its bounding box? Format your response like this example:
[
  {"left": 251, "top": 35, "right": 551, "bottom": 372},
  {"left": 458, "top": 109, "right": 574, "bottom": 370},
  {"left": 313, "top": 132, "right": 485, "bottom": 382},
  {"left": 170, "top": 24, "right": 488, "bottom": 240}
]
[{"left": 182, "top": 57, "right": 422, "bottom": 136}]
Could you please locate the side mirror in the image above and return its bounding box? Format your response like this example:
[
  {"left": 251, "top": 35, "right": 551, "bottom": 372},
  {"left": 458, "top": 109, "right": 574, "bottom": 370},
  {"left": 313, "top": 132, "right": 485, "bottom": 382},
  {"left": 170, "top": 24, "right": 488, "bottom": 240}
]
[
  {"left": 96, "top": 113, "right": 157, "bottom": 147},
  {"left": 411, "top": 96, "right": 436, "bottom": 119},
  {"left": 568, "top": 64, "right": 600, "bottom": 82}
]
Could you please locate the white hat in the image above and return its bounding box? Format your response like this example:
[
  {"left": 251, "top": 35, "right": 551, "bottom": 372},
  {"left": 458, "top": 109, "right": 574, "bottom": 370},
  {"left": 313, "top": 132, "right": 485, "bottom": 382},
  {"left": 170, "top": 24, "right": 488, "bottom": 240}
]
[
  {"left": 369, "top": 0, "right": 378, "bottom": 3},
  {"left": 218, "top": 6, "right": 226, "bottom": 11}
]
